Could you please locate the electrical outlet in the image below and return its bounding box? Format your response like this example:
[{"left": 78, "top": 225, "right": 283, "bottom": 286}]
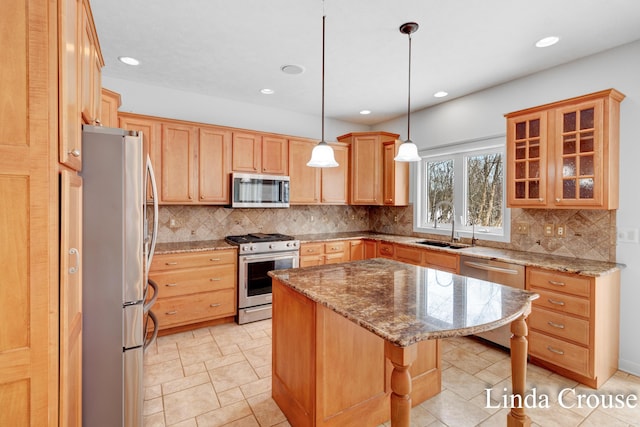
[
  {"left": 544, "top": 223, "right": 554, "bottom": 237},
  {"left": 617, "top": 227, "right": 640, "bottom": 243},
  {"left": 515, "top": 221, "right": 529, "bottom": 235},
  {"left": 169, "top": 218, "right": 178, "bottom": 228},
  {"left": 556, "top": 224, "right": 566, "bottom": 238}
]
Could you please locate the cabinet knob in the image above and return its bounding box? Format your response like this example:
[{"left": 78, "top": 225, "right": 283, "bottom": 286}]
[
  {"left": 538, "top": 198, "right": 544, "bottom": 202},
  {"left": 555, "top": 198, "right": 561, "bottom": 202},
  {"left": 94, "top": 118, "right": 102, "bottom": 126},
  {"left": 69, "top": 148, "right": 81, "bottom": 157}
]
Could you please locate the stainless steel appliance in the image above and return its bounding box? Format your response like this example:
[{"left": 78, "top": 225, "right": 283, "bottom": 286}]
[
  {"left": 81, "top": 125, "right": 159, "bottom": 427},
  {"left": 226, "top": 233, "right": 299, "bottom": 324},
  {"left": 459, "top": 255, "right": 525, "bottom": 349},
  {"left": 231, "top": 172, "right": 290, "bottom": 208}
]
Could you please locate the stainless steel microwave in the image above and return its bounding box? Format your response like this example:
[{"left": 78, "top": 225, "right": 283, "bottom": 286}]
[{"left": 231, "top": 173, "right": 290, "bottom": 208}]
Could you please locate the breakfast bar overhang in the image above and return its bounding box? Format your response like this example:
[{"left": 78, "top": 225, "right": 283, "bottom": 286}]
[{"left": 269, "top": 258, "right": 539, "bottom": 427}]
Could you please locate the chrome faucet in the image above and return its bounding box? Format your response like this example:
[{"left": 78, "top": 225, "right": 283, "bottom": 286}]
[{"left": 434, "top": 201, "right": 455, "bottom": 243}]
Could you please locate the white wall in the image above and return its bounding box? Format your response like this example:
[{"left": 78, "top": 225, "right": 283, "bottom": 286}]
[
  {"left": 103, "top": 76, "right": 368, "bottom": 140},
  {"left": 375, "top": 40, "right": 640, "bottom": 375}
]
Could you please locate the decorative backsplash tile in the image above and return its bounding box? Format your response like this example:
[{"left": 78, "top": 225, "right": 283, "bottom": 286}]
[{"left": 156, "top": 204, "right": 616, "bottom": 262}]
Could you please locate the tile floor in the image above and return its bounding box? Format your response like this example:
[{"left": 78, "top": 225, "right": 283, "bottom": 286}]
[{"left": 143, "top": 320, "right": 640, "bottom": 427}]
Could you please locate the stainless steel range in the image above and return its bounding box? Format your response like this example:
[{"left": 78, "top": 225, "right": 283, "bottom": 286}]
[{"left": 226, "top": 233, "right": 299, "bottom": 324}]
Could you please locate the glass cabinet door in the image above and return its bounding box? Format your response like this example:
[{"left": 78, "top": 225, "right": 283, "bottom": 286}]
[
  {"left": 507, "top": 111, "right": 548, "bottom": 206},
  {"left": 554, "top": 99, "right": 603, "bottom": 206}
]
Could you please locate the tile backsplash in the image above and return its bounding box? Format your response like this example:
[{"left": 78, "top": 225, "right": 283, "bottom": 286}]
[{"left": 157, "top": 204, "right": 616, "bottom": 262}]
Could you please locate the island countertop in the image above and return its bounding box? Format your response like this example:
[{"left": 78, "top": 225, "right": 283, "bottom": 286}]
[{"left": 269, "top": 258, "right": 539, "bottom": 347}]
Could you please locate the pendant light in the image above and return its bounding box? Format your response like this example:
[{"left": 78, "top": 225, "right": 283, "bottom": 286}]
[
  {"left": 394, "top": 22, "right": 422, "bottom": 162},
  {"left": 307, "top": 4, "right": 338, "bottom": 168}
]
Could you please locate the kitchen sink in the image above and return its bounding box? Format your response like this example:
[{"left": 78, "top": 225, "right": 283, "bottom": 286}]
[{"left": 415, "top": 240, "right": 469, "bottom": 250}]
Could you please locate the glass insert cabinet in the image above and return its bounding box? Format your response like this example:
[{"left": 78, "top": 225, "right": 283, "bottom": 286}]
[{"left": 505, "top": 89, "right": 625, "bottom": 209}]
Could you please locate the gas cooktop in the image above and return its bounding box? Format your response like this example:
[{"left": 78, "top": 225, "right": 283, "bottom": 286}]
[{"left": 225, "top": 233, "right": 296, "bottom": 245}]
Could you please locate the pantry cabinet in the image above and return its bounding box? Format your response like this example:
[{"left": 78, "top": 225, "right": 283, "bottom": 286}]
[
  {"left": 506, "top": 89, "right": 624, "bottom": 209},
  {"left": 149, "top": 249, "right": 237, "bottom": 332},
  {"left": 288, "top": 138, "right": 349, "bottom": 205},
  {"left": 337, "top": 131, "right": 406, "bottom": 206},
  {"left": 526, "top": 267, "right": 620, "bottom": 388}
]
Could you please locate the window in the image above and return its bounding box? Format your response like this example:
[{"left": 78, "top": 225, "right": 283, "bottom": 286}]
[{"left": 414, "top": 136, "right": 510, "bottom": 242}]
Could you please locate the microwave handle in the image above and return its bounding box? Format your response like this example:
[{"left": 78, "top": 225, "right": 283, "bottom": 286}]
[{"left": 281, "top": 180, "right": 289, "bottom": 203}]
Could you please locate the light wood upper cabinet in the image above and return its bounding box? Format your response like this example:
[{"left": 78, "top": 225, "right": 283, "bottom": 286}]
[
  {"left": 199, "top": 126, "right": 232, "bottom": 203},
  {"left": 100, "top": 88, "right": 121, "bottom": 128},
  {"left": 79, "top": 0, "right": 102, "bottom": 126},
  {"left": 383, "top": 140, "right": 409, "bottom": 206},
  {"left": 232, "top": 132, "right": 288, "bottom": 175},
  {"left": 232, "top": 131, "right": 262, "bottom": 173},
  {"left": 289, "top": 138, "right": 320, "bottom": 204},
  {"left": 161, "top": 123, "right": 197, "bottom": 203},
  {"left": 262, "top": 134, "right": 289, "bottom": 175},
  {"left": 289, "top": 139, "right": 348, "bottom": 205},
  {"left": 338, "top": 131, "right": 405, "bottom": 206},
  {"left": 506, "top": 89, "right": 624, "bottom": 209}
]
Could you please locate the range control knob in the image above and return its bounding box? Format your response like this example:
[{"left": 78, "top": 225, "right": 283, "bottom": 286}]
[{"left": 269, "top": 244, "right": 275, "bottom": 249}]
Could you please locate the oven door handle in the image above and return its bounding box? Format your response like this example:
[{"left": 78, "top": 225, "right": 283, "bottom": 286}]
[{"left": 240, "top": 252, "right": 299, "bottom": 264}]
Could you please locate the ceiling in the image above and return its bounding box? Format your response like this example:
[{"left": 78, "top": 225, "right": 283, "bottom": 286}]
[{"left": 91, "top": 0, "right": 640, "bottom": 126}]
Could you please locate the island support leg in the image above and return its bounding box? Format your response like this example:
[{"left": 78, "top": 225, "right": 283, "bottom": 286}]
[
  {"left": 384, "top": 342, "right": 417, "bottom": 427},
  {"left": 508, "top": 314, "right": 531, "bottom": 427}
]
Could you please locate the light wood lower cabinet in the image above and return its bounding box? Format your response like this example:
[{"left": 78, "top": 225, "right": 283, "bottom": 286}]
[
  {"left": 526, "top": 267, "right": 620, "bottom": 388},
  {"left": 272, "top": 279, "right": 440, "bottom": 427},
  {"left": 385, "top": 243, "right": 460, "bottom": 273},
  {"left": 299, "top": 241, "right": 351, "bottom": 267},
  {"left": 149, "top": 249, "right": 237, "bottom": 332}
]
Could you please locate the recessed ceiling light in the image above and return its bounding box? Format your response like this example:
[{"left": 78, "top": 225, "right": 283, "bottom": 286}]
[
  {"left": 260, "top": 88, "right": 275, "bottom": 95},
  {"left": 359, "top": 110, "right": 371, "bottom": 115},
  {"left": 433, "top": 91, "right": 448, "bottom": 98},
  {"left": 280, "top": 64, "right": 305, "bottom": 75},
  {"left": 118, "top": 56, "right": 140, "bottom": 66},
  {"left": 535, "top": 36, "right": 560, "bottom": 48}
]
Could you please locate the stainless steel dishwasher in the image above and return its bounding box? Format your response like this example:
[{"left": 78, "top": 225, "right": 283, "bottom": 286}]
[{"left": 459, "top": 255, "right": 525, "bottom": 349}]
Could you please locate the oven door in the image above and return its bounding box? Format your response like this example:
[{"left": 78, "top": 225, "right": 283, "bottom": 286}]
[{"left": 238, "top": 251, "right": 299, "bottom": 309}]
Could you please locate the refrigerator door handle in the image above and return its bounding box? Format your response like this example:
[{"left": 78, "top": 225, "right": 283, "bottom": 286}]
[
  {"left": 146, "top": 155, "right": 159, "bottom": 272},
  {"left": 144, "top": 278, "right": 158, "bottom": 313},
  {"left": 144, "top": 310, "right": 158, "bottom": 351}
]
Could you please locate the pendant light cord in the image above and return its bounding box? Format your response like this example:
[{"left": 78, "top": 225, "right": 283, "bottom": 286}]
[
  {"left": 320, "top": 0, "right": 326, "bottom": 144},
  {"left": 407, "top": 31, "right": 412, "bottom": 143}
]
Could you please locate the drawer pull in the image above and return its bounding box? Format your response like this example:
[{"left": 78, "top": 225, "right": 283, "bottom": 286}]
[
  {"left": 547, "top": 321, "right": 565, "bottom": 329},
  {"left": 210, "top": 303, "right": 221, "bottom": 308},
  {"left": 165, "top": 310, "right": 177, "bottom": 315},
  {"left": 547, "top": 346, "right": 565, "bottom": 355},
  {"left": 306, "top": 248, "right": 315, "bottom": 253},
  {"left": 210, "top": 278, "right": 221, "bottom": 281},
  {"left": 165, "top": 262, "right": 178, "bottom": 266},
  {"left": 209, "top": 258, "right": 221, "bottom": 262},
  {"left": 165, "top": 283, "right": 178, "bottom": 287},
  {"left": 548, "top": 280, "right": 566, "bottom": 286},
  {"left": 547, "top": 298, "right": 565, "bottom": 306}
]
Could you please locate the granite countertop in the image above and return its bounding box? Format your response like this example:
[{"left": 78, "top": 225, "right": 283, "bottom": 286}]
[
  {"left": 296, "top": 231, "right": 624, "bottom": 277},
  {"left": 154, "top": 239, "right": 235, "bottom": 254},
  {"left": 269, "top": 258, "right": 538, "bottom": 347}
]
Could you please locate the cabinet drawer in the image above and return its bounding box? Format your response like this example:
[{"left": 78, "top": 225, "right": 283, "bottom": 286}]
[
  {"left": 153, "top": 288, "right": 236, "bottom": 329},
  {"left": 300, "top": 255, "right": 324, "bottom": 268},
  {"left": 378, "top": 242, "right": 394, "bottom": 258},
  {"left": 529, "top": 307, "right": 590, "bottom": 346},
  {"left": 151, "top": 249, "right": 236, "bottom": 272},
  {"left": 394, "top": 245, "right": 423, "bottom": 265},
  {"left": 423, "top": 251, "right": 458, "bottom": 273},
  {"left": 324, "top": 252, "right": 348, "bottom": 264},
  {"left": 530, "top": 287, "right": 590, "bottom": 318},
  {"left": 300, "top": 243, "right": 324, "bottom": 256},
  {"left": 324, "top": 241, "right": 346, "bottom": 254},
  {"left": 529, "top": 331, "right": 590, "bottom": 377},
  {"left": 150, "top": 265, "right": 235, "bottom": 298},
  {"left": 528, "top": 268, "right": 590, "bottom": 297}
]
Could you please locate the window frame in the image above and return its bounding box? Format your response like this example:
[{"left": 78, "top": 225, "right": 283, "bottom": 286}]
[{"left": 413, "top": 135, "right": 511, "bottom": 243}]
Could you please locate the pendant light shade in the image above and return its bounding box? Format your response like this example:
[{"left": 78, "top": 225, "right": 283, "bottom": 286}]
[
  {"left": 307, "top": 8, "right": 338, "bottom": 168},
  {"left": 394, "top": 22, "right": 422, "bottom": 162}
]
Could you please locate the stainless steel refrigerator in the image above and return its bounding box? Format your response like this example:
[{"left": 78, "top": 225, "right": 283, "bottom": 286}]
[{"left": 81, "top": 125, "right": 159, "bottom": 427}]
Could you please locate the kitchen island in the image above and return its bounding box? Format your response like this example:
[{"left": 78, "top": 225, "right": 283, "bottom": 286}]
[{"left": 269, "top": 258, "right": 539, "bottom": 427}]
